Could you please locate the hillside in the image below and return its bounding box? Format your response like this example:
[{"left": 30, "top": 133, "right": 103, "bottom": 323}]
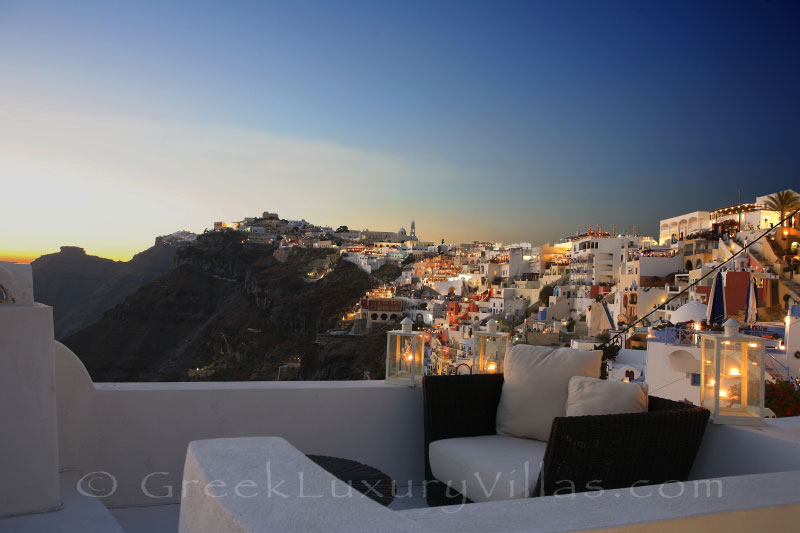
[
  {"left": 31, "top": 242, "right": 178, "bottom": 339},
  {"left": 63, "top": 231, "right": 378, "bottom": 382}
]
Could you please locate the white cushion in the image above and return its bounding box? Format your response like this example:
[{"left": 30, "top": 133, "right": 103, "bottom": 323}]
[
  {"left": 429, "top": 435, "right": 546, "bottom": 502},
  {"left": 495, "top": 345, "right": 601, "bottom": 441},
  {"left": 566, "top": 376, "right": 649, "bottom": 416}
]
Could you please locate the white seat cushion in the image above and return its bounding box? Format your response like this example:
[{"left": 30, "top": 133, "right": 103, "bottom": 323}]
[
  {"left": 496, "top": 345, "right": 602, "bottom": 441},
  {"left": 429, "top": 435, "right": 546, "bottom": 502},
  {"left": 566, "top": 376, "right": 649, "bottom": 417}
]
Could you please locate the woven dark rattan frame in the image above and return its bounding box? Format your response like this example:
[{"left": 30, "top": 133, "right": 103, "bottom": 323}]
[{"left": 423, "top": 374, "right": 709, "bottom": 506}]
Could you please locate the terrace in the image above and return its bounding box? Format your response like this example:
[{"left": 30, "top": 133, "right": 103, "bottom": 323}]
[{"left": 3, "top": 298, "right": 800, "bottom": 532}]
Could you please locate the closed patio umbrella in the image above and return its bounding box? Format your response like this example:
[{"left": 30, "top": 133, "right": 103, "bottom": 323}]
[
  {"left": 744, "top": 276, "right": 758, "bottom": 326},
  {"left": 706, "top": 271, "right": 726, "bottom": 326}
]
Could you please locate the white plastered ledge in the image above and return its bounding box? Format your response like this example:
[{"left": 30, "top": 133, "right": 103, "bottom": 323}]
[{"left": 178, "top": 437, "right": 425, "bottom": 533}]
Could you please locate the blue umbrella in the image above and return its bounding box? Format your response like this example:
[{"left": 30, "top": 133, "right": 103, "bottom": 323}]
[
  {"left": 744, "top": 276, "right": 758, "bottom": 326},
  {"left": 706, "top": 271, "right": 726, "bottom": 326}
]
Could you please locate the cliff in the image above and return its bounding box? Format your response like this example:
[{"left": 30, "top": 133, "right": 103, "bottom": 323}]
[
  {"left": 62, "top": 231, "right": 378, "bottom": 382},
  {"left": 31, "top": 243, "right": 178, "bottom": 339}
]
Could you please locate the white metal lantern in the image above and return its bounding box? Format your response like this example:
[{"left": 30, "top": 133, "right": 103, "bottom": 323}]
[
  {"left": 473, "top": 320, "right": 509, "bottom": 374},
  {"left": 386, "top": 317, "right": 424, "bottom": 386},
  {"left": 700, "top": 319, "right": 765, "bottom": 426}
]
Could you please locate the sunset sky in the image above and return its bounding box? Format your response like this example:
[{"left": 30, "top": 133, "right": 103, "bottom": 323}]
[{"left": 1, "top": 0, "right": 798, "bottom": 262}]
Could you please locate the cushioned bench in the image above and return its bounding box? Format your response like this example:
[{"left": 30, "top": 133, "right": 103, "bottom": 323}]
[{"left": 424, "top": 356, "right": 710, "bottom": 506}]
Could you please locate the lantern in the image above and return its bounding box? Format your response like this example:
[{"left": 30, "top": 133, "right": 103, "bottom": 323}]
[
  {"left": 700, "top": 319, "right": 765, "bottom": 426},
  {"left": 386, "top": 317, "right": 424, "bottom": 386},
  {"left": 473, "top": 319, "right": 509, "bottom": 374}
]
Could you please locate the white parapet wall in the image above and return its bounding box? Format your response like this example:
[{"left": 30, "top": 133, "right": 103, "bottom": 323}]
[
  {"left": 177, "top": 436, "right": 800, "bottom": 532},
  {"left": 54, "top": 343, "right": 424, "bottom": 507},
  {"left": 691, "top": 417, "right": 800, "bottom": 480},
  {"left": 0, "top": 303, "right": 61, "bottom": 517},
  {"left": 644, "top": 340, "right": 701, "bottom": 404},
  {"left": 179, "top": 437, "right": 425, "bottom": 532}
]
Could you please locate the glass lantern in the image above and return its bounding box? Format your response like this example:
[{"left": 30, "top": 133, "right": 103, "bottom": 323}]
[
  {"left": 386, "top": 317, "right": 424, "bottom": 386},
  {"left": 473, "top": 319, "right": 509, "bottom": 374},
  {"left": 700, "top": 319, "right": 765, "bottom": 426}
]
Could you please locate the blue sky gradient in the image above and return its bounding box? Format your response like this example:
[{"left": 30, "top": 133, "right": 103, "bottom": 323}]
[{"left": 1, "top": 0, "right": 798, "bottom": 259}]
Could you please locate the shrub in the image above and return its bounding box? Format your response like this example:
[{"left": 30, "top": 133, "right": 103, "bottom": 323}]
[{"left": 765, "top": 380, "right": 800, "bottom": 418}]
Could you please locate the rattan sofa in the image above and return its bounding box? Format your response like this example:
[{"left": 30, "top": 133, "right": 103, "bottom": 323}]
[{"left": 423, "top": 374, "right": 710, "bottom": 506}]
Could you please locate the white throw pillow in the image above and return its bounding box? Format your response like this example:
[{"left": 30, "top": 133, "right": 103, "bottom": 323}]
[
  {"left": 565, "top": 376, "right": 649, "bottom": 417},
  {"left": 495, "top": 345, "right": 602, "bottom": 442}
]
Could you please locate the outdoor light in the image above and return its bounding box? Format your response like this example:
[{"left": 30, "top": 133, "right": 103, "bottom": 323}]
[
  {"left": 473, "top": 319, "right": 509, "bottom": 374},
  {"left": 385, "top": 317, "right": 424, "bottom": 386},
  {"left": 700, "top": 319, "right": 765, "bottom": 426}
]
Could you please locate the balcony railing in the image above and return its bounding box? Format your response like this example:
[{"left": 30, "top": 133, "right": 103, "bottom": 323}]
[{"left": 648, "top": 327, "right": 699, "bottom": 346}]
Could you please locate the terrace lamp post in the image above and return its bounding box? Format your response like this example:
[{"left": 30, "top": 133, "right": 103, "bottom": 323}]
[
  {"left": 473, "top": 319, "right": 509, "bottom": 374},
  {"left": 386, "top": 317, "right": 424, "bottom": 386},
  {"left": 700, "top": 319, "right": 766, "bottom": 426}
]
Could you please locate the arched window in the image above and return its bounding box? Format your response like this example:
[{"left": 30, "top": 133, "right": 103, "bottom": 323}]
[
  {"left": 371, "top": 313, "right": 378, "bottom": 320},
  {"left": 696, "top": 259, "right": 702, "bottom": 268},
  {"left": 390, "top": 314, "right": 397, "bottom": 320},
  {"left": 380, "top": 313, "right": 388, "bottom": 320},
  {"left": 685, "top": 260, "right": 693, "bottom": 270}
]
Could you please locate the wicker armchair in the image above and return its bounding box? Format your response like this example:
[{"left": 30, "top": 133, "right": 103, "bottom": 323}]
[{"left": 423, "top": 374, "right": 710, "bottom": 506}]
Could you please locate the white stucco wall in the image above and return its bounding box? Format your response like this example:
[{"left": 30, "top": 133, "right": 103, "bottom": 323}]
[
  {"left": 644, "top": 341, "right": 701, "bottom": 404},
  {"left": 179, "top": 437, "right": 425, "bottom": 533},
  {"left": 178, "top": 435, "right": 800, "bottom": 533},
  {"left": 54, "top": 344, "right": 424, "bottom": 508},
  {"left": 0, "top": 304, "right": 61, "bottom": 517}
]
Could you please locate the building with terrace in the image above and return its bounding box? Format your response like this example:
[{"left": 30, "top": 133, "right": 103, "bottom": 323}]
[
  {"left": 659, "top": 211, "right": 712, "bottom": 245},
  {"left": 569, "top": 233, "right": 643, "bottom": 286}
]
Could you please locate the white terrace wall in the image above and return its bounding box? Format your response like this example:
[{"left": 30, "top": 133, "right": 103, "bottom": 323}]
[
  {"left": 0, "top": 304, "right": 61, "bottom": 517},
  {"left": 54, "top": 343, "right": 424, "bottom": 508}
]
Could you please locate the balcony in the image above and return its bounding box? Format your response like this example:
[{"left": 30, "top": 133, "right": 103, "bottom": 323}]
[
  {"left": 3, "top": 304, "right": 800, "bottom": 532},
  {"left": 648, "top": 326, "right": 699, "bottom": 346}
]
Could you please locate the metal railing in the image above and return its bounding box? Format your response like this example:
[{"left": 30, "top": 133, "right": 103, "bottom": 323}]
[
  {"left": 765, "top": 351, "right": 791, "bottom": 381},
  {"left": 649, "top": 327, "right": 699, "bottom": 346}
]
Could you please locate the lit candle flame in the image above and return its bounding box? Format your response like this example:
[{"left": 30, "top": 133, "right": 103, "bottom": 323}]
[{"left": 487, "top": 362, "right": 497, "bottom": 372}]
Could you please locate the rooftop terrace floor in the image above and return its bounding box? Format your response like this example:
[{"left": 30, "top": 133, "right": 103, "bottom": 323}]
[{"left": 109, "top": 485, "right": 428, "bottom": 532}]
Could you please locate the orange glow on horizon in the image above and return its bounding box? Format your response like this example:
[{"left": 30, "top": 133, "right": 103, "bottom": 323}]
[
  {"left": 0, "top": 249, "right": 135, "bottom": 264},
  {"left": 0, "top": 252, "right": 39, "bottom": 264}
]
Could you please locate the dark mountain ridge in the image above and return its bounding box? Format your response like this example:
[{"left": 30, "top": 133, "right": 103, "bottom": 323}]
[
  {"left": 63, "top": 231, "right": 381, "bottom": 382},
  {"left": 32, "top": 242, "right": 179, "bottom": 339}
]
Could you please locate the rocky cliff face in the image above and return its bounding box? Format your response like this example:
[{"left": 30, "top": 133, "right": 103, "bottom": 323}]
[
  {"left": 63, "top": 231, "right": 379, "bottom": 382},
  {"left": 32, "top": 243, "right": 178, "bottom": 339}
]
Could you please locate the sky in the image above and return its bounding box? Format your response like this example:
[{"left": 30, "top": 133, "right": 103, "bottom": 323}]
[{"left": 1, "top": 0, "right": 798, "bottom": 262}]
